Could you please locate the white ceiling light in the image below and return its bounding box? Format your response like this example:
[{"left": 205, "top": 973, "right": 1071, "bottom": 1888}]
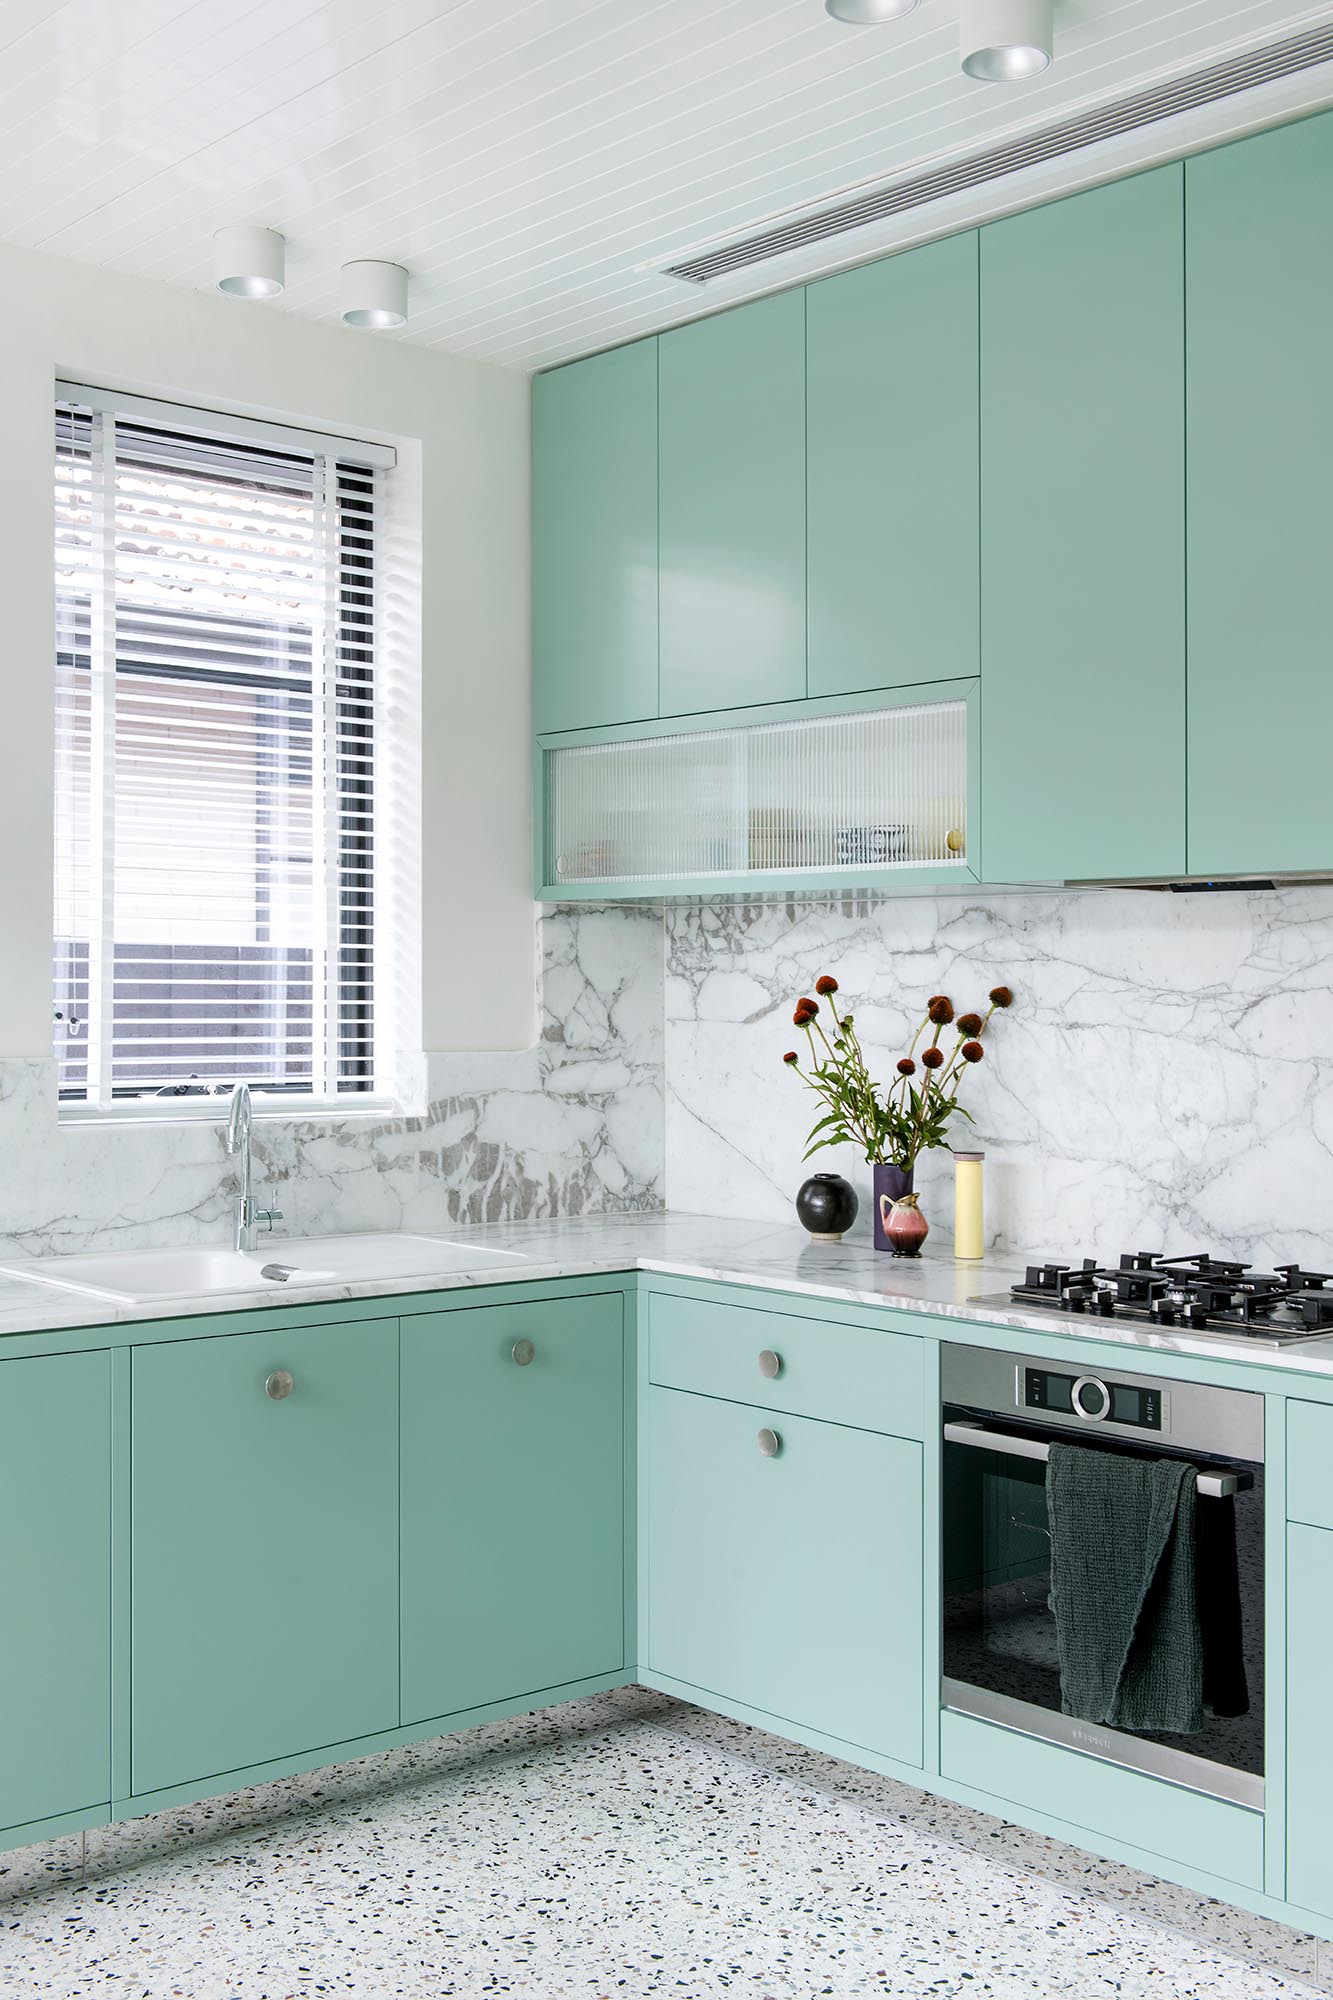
[
  {"left": 960, "top": 0, "right": 1053, "bottom": 80},
  {"left": 341, "top": 261, "right": 409, "bottom": 329},
  {"left": 825, "top": 0, "right": 917, "bottom": 21},
  {"left": 212, "top": 225, "right": 285, "bottom": 298}
]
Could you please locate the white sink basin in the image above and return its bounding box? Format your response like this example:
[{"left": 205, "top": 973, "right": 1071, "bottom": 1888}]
[{"left": 0, "top": 1233, "right": 525, "bottom": 1305}]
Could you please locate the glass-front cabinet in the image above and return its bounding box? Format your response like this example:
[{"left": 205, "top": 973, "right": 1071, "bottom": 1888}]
[{"left": 538, "top": 683, "right": 978, "bottom": 899}]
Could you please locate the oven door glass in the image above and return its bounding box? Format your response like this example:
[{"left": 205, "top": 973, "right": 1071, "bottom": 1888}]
[{"left": 941, "top": 1413, "right": 1264, "bottom": 1786}]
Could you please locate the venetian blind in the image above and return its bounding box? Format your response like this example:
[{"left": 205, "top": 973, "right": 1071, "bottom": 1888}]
[{"left": 53, "top": 386, "right": 395, "bottom": 1109}]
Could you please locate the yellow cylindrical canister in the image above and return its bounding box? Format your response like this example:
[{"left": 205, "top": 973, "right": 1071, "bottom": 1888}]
[{"left": 953, "top": 1150, "right": 985, "bottom": 1261}]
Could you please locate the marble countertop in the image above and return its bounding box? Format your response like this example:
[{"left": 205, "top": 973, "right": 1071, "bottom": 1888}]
[{"left": 0, "top": 1210, "right": 1332, "bottom": 1378}]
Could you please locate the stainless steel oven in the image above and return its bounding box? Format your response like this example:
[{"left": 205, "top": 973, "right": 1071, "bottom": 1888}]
[{"left": 941, "top": 1342, "right": 1264, "bottom": 1809}]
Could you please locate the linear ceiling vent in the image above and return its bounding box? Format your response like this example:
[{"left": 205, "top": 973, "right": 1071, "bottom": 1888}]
[{"left": 661, "top": 22, "right": 1333, "bottom": 285}]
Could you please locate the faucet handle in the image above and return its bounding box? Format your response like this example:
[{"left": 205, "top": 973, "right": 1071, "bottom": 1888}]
[{"left": 257, "top": 1204, "right": 284, "bottom": 1236}]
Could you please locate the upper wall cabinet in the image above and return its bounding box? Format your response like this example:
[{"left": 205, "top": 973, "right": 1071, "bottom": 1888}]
[
  {"left": 658, "top": 290, "right": 806, "bottom": 718},
  {"left": 532, "top": 341, "right": 659, "bottom": 736},
  {"left": 980, "top": 165, "right": 1186, "bottom": 885},
  {"left": 1186, "top": 110, "right": 1333, "bottom": 878},
  {"left": 807, "top": 232, "right": 980, "bottom": 699}
]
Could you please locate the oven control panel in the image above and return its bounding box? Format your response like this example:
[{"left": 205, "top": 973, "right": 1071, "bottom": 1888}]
[{"left": 1022, "top": 1365, "right": 1164, "bottom": 1431}]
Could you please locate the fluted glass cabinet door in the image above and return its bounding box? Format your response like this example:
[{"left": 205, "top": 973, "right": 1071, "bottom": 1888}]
[{"left": 541, "top": 691, "right": 973, "bottom": 896}]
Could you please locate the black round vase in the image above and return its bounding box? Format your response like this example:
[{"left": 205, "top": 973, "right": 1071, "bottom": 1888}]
[{"left": 795, "top": 1173, "right": 859, "bottom": 1243}]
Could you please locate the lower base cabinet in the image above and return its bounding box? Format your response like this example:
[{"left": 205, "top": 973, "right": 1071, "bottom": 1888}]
[
  {"left": 1286, "top": 1522, "right": 1333, "bottom": 1917},
  {"left": 645, "top": 1387, "right": 923, "bottom": 1765},
  {"left": 0, "top": 1349, "right": 111, "bottom": 1831},
  {"left": 130, "top": 1318, "right": 399, "bottom": 1796},
  {"left": 400, "top": 1294, "right": 625, "bottom": 1724}
]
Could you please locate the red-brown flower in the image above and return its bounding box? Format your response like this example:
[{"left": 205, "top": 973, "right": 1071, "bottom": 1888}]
[
  {"left": 896, "top": 1057, "right": 916, "bottom": 1076},
  {"left": 927, "top": 995, "right": 955, "bottom": 1026},
  {"left": 989, "top": 985, "right": 1013, "bottom": 1009},
  {"left": 793, "top": 998, "right": 819, "bottom": 1026},
  {"left": 922, "top": 1046, "right": 946, "bottom": 1069},
  {"left": 957, "top": 1012, "right": 984, "bottom": 1037},
  {"left": 782, "top": 1051, "right": 799, "bottom": 1066},
  {"left": 814, "top": 975, "right": 839, "bottom": 996},
  {"left": 961, "top": 1040, "right": 985, "bottom": 1063}
]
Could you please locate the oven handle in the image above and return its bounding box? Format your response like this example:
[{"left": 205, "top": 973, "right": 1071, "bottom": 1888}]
[{"left": 942, "top": 1419, "right": 1254, "bottom": 1499}]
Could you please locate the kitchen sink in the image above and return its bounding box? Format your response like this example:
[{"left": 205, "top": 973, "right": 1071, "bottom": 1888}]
[{"left": 0, "top": 1233, "right": 526, "bottom": 1305}]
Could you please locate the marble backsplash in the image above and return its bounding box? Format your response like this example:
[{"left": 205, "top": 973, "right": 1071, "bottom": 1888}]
[
  {"left": 0, "top": 907, "right": 664, "bottom": 1259},
  {"left": 663, "top": 886, "right": 1333, "bottom": 1269}
]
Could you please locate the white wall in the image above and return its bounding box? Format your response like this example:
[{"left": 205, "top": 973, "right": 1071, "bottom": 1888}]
[{"left": 0, "top": 239, "right": 534, "bottom": 1061}]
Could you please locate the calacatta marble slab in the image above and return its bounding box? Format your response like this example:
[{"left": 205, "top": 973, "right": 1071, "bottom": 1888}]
[{"left": 1, "top": 1209, "right": 1332, "bottom": 1381}]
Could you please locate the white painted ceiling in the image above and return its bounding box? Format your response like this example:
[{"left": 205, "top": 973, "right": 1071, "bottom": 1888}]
[{"left": 3, "top": 0, "right": 1333, "bottom": 372}]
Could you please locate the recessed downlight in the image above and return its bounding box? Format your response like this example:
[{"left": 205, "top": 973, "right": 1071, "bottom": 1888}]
[
  {"left": 825, "top": 0, "right": 918, "bottom": 21},
  {"left": 960, "top": 0, "right": 1053, "bottom": 80},
  {"left": 341, "top": 261, "right": 409, "bottom": 329},
  {"left": 213, "top": 225, "right": 286, "bottom": 298}
]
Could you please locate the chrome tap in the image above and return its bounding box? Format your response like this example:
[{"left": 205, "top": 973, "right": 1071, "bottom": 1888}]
[{"left": 224, "top": 1083, "right": 284, "bottom": 1253}]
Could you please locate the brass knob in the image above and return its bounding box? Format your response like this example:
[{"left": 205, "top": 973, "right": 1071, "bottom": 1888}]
[
  {"left": 945, "top": 827, "right": 965, "bottom": 854},
  {"left": 757, "top": 1427, "right": 782, "bottom": 1458},
  {"left": 265, "top": 1370, "right": 293, "bottom": 1401},
  {"left": 758, "top": 1349, "right": 783, "bottom": 1380},
  {"left": 512, "top": 1339, "right": 535, "bottom": 1367}
]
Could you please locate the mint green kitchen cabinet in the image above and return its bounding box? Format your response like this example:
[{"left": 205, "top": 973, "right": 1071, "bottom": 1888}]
[
  {"left": 658, "top": 290, "right": 806, "bottom": 717},
  {"left": 1285, "top": 1522, "right": 1333, "bottom": 1916},
  {"left": 644, "top": 1386, "right": 923, "bottom": 1764},
  {"left": 807, "top": 232, "right": 979, "bottom": 697},
  {"left": 130, "top": 1318, "right": 398, "bottom": 1796},
  {"left": 0, "top": 1349, "right": 111, "bottom": 1832},
  {"left": 1186, "top": 109, "right": 1333, "bottom": 876},
  {"left": 532, "top": 340, "right": 659, "bottom": 734},
  {"left": 401, "top": 1294, "right": 625, "bottom": 1725},
  {"left": 980, "top": 165, "right": 1186, "bottom": 883}
]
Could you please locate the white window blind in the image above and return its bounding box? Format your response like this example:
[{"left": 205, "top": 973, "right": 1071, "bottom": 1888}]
[{"left": 53, "top": 387, "right": 394, "bottom": 1110}]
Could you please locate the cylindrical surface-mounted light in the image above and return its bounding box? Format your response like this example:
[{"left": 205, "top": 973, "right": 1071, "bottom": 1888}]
[
  {"left": 825, "top": 0, "right": 918, "bottom": 22},
  {"left": 341, "top": 261, "right": 409, "bottom": 329},
  {"left": 960, "top": 0, "right": 1053, "bottom": 80},
  {"left": 213, "top": 225, "right": 286, "bottom": 298}
]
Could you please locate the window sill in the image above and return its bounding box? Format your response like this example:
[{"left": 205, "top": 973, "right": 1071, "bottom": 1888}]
[{"left": 58, "top": 1097, "right": 404, "bottom": 1132}]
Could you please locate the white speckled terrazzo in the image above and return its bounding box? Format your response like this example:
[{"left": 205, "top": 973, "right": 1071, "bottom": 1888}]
[{"left": 0, "top": 1690, "right": 1324, "bottom": 1999}]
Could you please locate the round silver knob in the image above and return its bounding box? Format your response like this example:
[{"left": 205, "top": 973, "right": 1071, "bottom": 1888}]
[
  {"left": 265, "top": 1370, "right": 293, "bottom": 1401},
  {"left": 512, "top": 1339, "right": 535, "bottom": 1367},
  {"left": 1071, "top": 1374, "right": 1110, "bottom": 1421},
  {"left": 757, "top": 1349, "right": 783, "bottom": 1380},
  {"left": 757, "top": 1427, "right": 782, "bottom": 1458}
]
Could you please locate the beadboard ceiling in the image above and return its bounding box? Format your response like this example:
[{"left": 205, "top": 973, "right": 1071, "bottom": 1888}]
[{"left": 3, "top": 0, "right": 1333, "bottom": 372}]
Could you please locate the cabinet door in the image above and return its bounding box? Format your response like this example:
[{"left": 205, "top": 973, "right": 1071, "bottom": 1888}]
[
  {"left": 532, "top": 341, "right": 659, "bottom": 734},
  {"left": 0, "top": 1350, "right": 111, "bottom": 1830},
  {"left": 645, "top": 1389, "right": 922, "bottom": 1764},
  {"left": 1186, "top": 111, "right": 1333, "bottom": 875},
  {"left": 980, "top": 165, "right": 1185, "bottom": 883},
  {"left": 401, "top": 1294, "right": 624, "bottom": 1725},
  {"left": 808, "top": 232, "right": 979, "bottom": 697},
  {"left": 131, "top": 1319, "right": 398, "bottom": 1796},
  {"left": 659, "top": 290, "right": 806, "bottom": 716},
  {"left": 1287, "top": 1522, "right": 1333, "bottom": 1916}
]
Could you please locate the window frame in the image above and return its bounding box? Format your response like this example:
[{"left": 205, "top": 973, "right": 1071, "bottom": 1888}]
[{"left": 53, "top": 382, "right": 400, "bottom": 1123}]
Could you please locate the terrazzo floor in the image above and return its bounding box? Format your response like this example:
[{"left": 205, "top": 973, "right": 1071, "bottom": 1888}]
[{"left": 0, "top": 1688, "right": 1327, "bottom": 2000}]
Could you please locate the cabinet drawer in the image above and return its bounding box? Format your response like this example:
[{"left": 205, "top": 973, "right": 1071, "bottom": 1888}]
[
  {"left": 648, "top": 1291, "right": 922, "bottom": 1438},
  {"left": 940, "top": 1711, "right": 1263, "bottom": 1891},
  {"left": 1287, "top": 1400, "right": 1333, "bottom": 1528}
]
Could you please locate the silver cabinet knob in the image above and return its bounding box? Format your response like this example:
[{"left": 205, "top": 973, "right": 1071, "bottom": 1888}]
[
  {"left": 265, "top": 1370, "right": 293, "bottom": 1401},
  {"left": 757, "top": 1427, "right": 782, "bottom": 1458},
  {"left": 512, "top": 1339, "right": 535, "bottom": 1367},
  {"left": 758, "top": 1349, "right": 783, "bottom": 1380}
]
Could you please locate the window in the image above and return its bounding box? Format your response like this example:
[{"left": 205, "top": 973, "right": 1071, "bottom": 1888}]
[{"left": 53, "top": 386, "right": 396, "bottom": 1110}]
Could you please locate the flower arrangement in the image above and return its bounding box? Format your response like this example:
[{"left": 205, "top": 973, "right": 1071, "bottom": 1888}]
[{"left": 782, "top": 977, "right": 1013, "bottom": 1172}]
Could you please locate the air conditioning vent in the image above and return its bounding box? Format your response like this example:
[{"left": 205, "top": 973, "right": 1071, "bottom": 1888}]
[{"left": 661, "top": 22, "right": 1333, "bottom": 285}]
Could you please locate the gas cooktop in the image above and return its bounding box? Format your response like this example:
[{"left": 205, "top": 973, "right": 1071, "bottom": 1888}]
[{"left": 975, "top": 1251, "right": 1333, "bottom": 1346}]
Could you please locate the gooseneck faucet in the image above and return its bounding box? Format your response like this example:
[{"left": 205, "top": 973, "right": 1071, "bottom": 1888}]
[{"left": 224, "top": 1083, "right": 284, "bottom": 1252}]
